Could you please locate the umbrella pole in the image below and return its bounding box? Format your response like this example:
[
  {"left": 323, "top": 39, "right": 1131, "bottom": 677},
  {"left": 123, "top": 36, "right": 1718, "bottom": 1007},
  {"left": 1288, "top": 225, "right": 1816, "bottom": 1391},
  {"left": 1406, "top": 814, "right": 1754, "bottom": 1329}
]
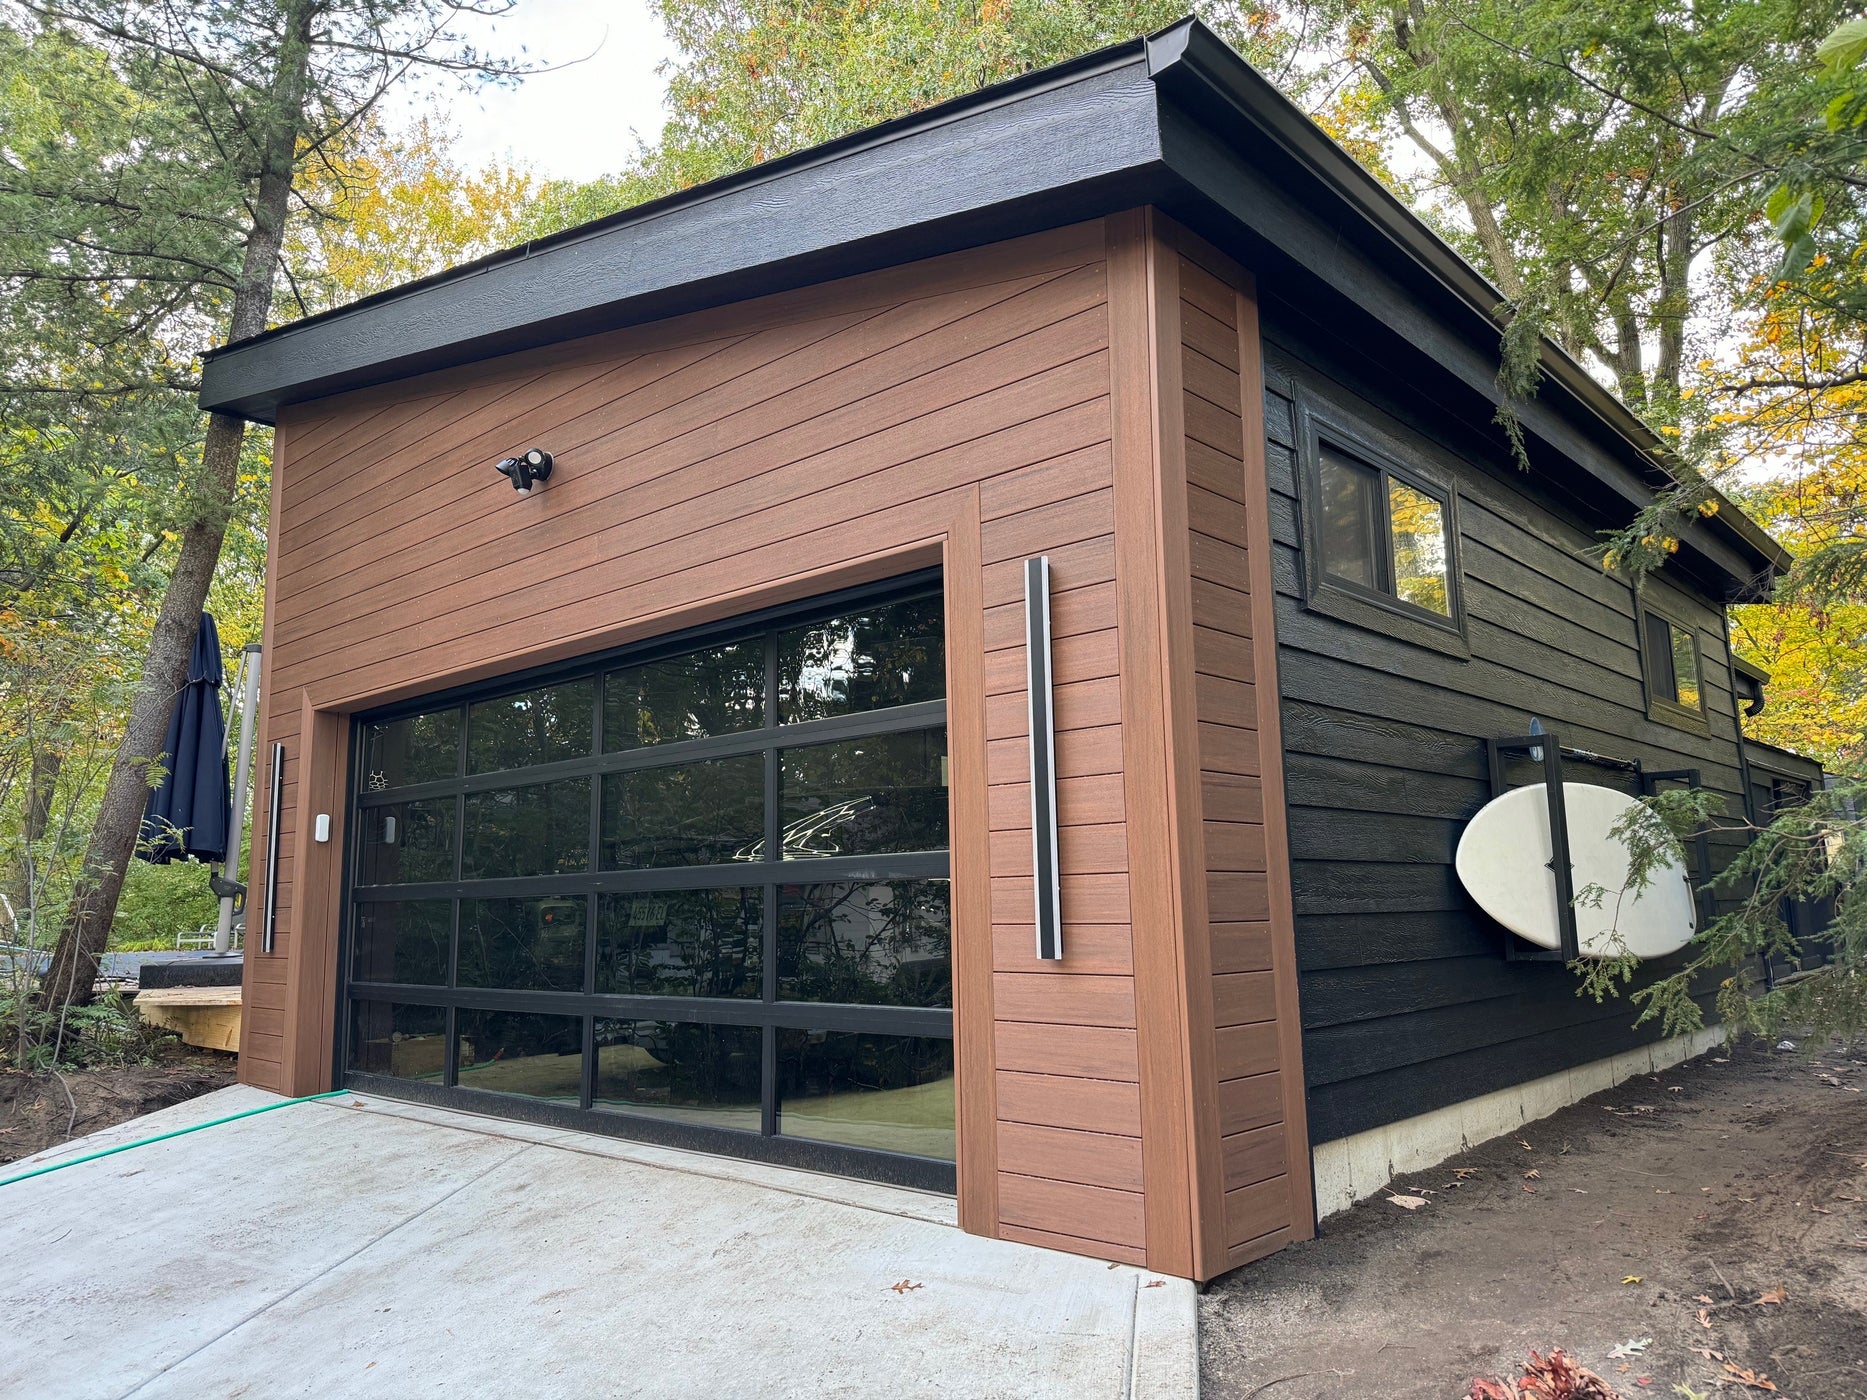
[{"left": 216, "top": 644, "right": 262, "bottom": 957}]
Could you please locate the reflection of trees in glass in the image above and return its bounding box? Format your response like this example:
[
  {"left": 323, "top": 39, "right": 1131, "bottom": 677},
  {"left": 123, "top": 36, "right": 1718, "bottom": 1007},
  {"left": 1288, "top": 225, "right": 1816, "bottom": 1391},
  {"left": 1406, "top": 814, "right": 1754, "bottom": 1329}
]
[
  {"left": 362, "top": 707, "right": 461, "bottom": 791},
  {"left": 780, "top": 729, "right": 947, "bottom": 858},
  {"left": 776, "top": 1030, "right": 956, "bottom": 1157},
  {"left": 606, "top": 642, "right": 765, "bottom": 750},
  {"left": 352, "top": 900, "right": 450, "bottom": 985},
  {"left": 778, "top": 596, "right": 945, "bottom": 723},
  {"left": 593, "top": 1019, "right": 761, "bottom": 1122},
  {"left": 1670, "top": 625, "right": 1701, "bottom": 708},
  {"left": 358, "top": 799, "right": 455, "bottom": 885},
  {"left": 1388, "top": 479, "right": 1451, "bottom": 616},
  {"left": 468, "top": 681, "right": 593, "bottom": 773},
  {"left": 597, "top": 888, "right": 762, "bottom": 998},
  {"left": 461, "top": 779, "right": 590, "bottom": 878},
  {"left": 778, "top": 880, "right": 951, "bottom": 1007},
  {"left": 601, "top": 757, "right": 765, "bottom": 868},
  {"left": 459, "top": 897, "right": 586, "bottom": 991}
]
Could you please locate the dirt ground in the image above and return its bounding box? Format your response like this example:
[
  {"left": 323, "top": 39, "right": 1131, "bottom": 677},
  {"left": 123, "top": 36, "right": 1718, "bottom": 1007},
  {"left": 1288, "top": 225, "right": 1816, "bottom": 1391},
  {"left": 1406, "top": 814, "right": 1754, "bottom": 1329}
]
[
  {"left": 1202, "top": 1043, "right": 1867, "bottom": 1399},
  {"left": 0, "top": 1055, "right": 236, "bottom": 1167}
]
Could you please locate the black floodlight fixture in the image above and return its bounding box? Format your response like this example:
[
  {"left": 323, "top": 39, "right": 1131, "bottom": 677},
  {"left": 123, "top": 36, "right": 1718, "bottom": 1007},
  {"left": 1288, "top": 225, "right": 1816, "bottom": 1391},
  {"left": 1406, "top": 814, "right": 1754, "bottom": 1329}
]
[{"left": 495, "top": 447, "right": 553, "bottom": 493}]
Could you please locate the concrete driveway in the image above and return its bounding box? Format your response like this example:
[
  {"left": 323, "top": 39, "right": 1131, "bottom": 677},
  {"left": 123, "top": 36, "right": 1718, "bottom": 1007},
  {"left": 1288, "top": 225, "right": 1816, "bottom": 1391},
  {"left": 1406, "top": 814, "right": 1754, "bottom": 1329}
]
[{"left": 1, "top": 1087, "right": 1196, "bottom": 1399}]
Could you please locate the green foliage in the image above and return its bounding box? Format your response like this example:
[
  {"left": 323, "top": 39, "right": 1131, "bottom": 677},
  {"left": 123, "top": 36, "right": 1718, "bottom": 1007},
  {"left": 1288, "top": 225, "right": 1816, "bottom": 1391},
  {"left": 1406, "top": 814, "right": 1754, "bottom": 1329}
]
[
  {"left": 0, "top": 989, "right": 177, "bottom": 1069},
  {"left": 1576, "top": 781, "right": 1865, "bottom": 1045},
  {"left": 111, "top": 860, "right": 220, "bottom": 950}
]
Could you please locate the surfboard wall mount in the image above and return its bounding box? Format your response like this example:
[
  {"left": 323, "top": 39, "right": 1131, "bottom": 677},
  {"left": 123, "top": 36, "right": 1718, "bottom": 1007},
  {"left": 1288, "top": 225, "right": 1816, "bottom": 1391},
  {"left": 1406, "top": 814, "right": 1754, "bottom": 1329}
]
[{"left": 1480, "top": 729, "right": 1712, "bottom": 963}]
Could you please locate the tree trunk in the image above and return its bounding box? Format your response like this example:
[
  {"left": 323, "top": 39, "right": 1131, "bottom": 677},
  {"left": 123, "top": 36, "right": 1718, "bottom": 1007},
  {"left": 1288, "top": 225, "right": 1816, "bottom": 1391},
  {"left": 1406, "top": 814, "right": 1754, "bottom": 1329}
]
[{"left": 37, "top": 0, "right": 315, "bottom": 1011}]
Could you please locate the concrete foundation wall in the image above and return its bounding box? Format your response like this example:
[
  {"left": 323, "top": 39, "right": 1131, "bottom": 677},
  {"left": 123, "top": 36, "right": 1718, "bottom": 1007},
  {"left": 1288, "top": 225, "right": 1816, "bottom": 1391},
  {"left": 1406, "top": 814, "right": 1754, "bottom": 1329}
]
[{"left": 1310, "top": 1024, "right": 1727, "bottom": 1219}]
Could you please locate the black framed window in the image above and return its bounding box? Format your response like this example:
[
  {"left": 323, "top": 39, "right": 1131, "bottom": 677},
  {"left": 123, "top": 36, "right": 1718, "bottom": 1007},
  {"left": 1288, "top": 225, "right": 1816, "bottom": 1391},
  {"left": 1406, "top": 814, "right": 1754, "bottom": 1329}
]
[
  {"left": 1295, "top": 399, "right": 1466, "bottom": 657},
  {"left": 1314, "top": 441, "right": 1455, "bottom": 619},
  {"left": 1641, "top": 607, "right": 1706, "bottom": 727},
  {"left": 340, "top": 575, "right": 956, "bottom": 1190}
]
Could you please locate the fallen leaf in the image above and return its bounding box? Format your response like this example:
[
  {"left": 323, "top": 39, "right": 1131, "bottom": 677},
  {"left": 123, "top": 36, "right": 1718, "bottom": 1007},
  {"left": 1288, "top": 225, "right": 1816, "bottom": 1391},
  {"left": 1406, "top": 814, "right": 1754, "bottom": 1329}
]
[
  {"left": 1519, "top": 1139, "right": 1535, "bottom": 1151},
  {"left": 1523, "top": 1183, "right": 1538, "bottom": 1194},
  {"left": 1636, "top": 1378, "right": 1651, "bottom": 1388},
  {"left": 1623, "top": 1276, "right": 1644, "bottom": 1286},
  {"left": 1690, "top": 1347, "right": 1726, "bottom": 1363},
  {"left": 1754, "top": 1286, "right": 1788, "bottom": 1306},
  {"left": 1524, "top": 1169, "right": 1541, "bottom": 1180},
  {"left": 1107, "top": 1262, "right": 1120, "bottom": 1270},
  {"left": 1387, "top": 1193, "right": 1429, "bottom": 1210},
  {"left": 1813, "top": 1206, "right": 1833, "bottom": 1214},
  {"left": 1454, "top": 1168, "right": 1478, "bottom": 1179},
  {"left": 1697, "top": 1308, "right": 1712, "bottom": 1328},
  {"left": 1144, "top": 1279, "right": 1165, "bottom": 1288},
  {"left": 1695, "top": 1295, "right": 1715, "bottom": 1305},
  {"left": 1721, "top": 1360, "right": 1777, "bottom": 1391},
  {"left": 1609, "top": 1337, "right": 1652, "bottom": 1358},
  {"left": 889, "top": 1280, "right": 924, "bottom": 1294},
  {"left": 1668, "top": 1086, "right": 1684, "bottom": 1093}
]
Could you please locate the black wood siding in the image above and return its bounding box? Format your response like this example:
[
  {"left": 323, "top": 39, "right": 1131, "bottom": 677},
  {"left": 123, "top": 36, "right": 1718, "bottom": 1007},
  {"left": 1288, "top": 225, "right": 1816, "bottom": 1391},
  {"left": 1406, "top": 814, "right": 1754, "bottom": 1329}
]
[{"left": 1259, "top": 302, "right": 1761, "bottom": 1146}]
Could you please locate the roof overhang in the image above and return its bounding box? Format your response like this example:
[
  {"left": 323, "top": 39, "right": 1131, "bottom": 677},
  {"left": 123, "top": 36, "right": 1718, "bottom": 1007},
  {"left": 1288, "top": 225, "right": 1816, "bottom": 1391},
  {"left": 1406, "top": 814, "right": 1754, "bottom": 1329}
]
[{"left": 200, "top": 18, "right": 1787, "bottom": 597}]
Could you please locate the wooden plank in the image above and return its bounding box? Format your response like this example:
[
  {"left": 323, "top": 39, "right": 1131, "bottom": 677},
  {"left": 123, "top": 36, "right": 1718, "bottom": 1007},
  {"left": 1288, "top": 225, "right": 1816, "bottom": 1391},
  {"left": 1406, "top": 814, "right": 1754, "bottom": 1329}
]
[
  {"left": 1216, "top": 1020, "right": 1280, "bottom": 1080},
  {"left": 1211, "top": 921, "right": 1275, "bottom": 975},
  {"left": 1224, "top": 1174, "right": 1292, "bottom": 1249},
  {"left": 998, "top": 1223, "right": 1146, "bottom": 1267},
  {"left": 998, "top": 1122, "right": 1146, "bottom": 1193},
  {"left": 1203, "top": 821, "right": 1267, "bottom": 873},
  {"left": 994, "top": 1022, "right": 1138, "bottom": 1081},
  {"left": 986, "top": 773, "right": 1125, "bottom": 830},
  {"left": 996, "top": 1070, "right": 1142, "bottom": 1135},
  {"left": 981, "top": 626, "right": 1119, "bottom": 696},
  {"left": 989, "top": 822, "right": 1128, "bottom": 877},
  {"left": 1235, "top": 276, "right": 1316, "bottom": 1240},
  {"left": 1221, "top": 1123, "right": 1287, "bottom": 1193},
  {"left": 992, "top": 921, "right": 1135, "bottom": 975},
  {"left": 985, "top": 723, "right": 1124, "bottom": 786},
  {"left": 1107, "top": 208, "right": 1210, "bottom": 1279},
  {"left": 999, "top": 1171, "right": 1145, "bottom": 1248},
  {"left": 990, "top": 872, "right": 1131, "bottom": 926},
  {"left": 981, "top": 578, "right": 1116, "bottom": 651},
  {"left": 1218, "top": 1071, "right": 1284, "bottom": 1137},
  {"left": 992, "top": 972, "right": 1137, "bottom": 1028},
  {"left": 985, "top": 675, "right": 1121, "bottom": 741},
  {"left": 1212, "top": 971, "right": 1276, "bottom": 1028},
  {"left": 946, "top": 489, "right": 999, "bottom": 1238}
]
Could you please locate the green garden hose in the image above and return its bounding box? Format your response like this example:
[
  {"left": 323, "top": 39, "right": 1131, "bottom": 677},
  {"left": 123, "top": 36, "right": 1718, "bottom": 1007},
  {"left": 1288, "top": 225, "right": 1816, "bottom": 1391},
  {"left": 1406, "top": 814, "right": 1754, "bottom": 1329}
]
[{"left": 0, "top": 1088, "right": 351, "bottom": 1188}]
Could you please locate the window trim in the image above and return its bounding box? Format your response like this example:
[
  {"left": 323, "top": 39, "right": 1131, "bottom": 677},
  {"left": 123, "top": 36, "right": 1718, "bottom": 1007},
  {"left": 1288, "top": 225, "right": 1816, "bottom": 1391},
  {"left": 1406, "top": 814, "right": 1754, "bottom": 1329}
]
[
  {"left": 334, "top": 573, "right": 957, "bottom": 1192},
  {"left": 1638, "top": 602, "right": 1711, "bottom": 733},
  {"left": 1293, "top": 397, "right": 1469, "bottom": 658}
]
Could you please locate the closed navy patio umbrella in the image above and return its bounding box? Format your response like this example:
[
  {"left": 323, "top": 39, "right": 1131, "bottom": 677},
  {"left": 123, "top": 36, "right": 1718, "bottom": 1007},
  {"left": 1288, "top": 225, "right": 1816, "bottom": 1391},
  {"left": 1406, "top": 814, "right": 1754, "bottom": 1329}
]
[{"left": 139, "top": 612, "right": 231, "bottom": 864}]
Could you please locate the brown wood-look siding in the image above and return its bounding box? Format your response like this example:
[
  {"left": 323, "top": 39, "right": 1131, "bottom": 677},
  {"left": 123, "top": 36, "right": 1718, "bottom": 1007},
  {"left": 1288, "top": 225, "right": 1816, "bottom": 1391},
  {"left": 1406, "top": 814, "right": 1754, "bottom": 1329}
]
[
  {"left": 1157, "top": 217, "right": 1317, "bottom": 1272},
  {"left": 240, "top": 209, "right": 1313, "bottom": 1276}
]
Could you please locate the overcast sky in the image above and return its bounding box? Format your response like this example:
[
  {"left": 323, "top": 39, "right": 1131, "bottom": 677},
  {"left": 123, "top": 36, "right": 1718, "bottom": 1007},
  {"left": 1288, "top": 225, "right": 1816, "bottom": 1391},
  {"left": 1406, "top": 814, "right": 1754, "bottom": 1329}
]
[{"left": 421, "top": 0, "right": 677, "bottom": 183}]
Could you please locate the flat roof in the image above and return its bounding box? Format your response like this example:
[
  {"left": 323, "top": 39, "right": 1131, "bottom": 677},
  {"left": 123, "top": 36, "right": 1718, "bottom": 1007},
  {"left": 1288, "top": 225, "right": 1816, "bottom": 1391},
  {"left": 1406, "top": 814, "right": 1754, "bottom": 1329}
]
[{"left": 201, "top": 18, "right": 1787, "bottom": 591}]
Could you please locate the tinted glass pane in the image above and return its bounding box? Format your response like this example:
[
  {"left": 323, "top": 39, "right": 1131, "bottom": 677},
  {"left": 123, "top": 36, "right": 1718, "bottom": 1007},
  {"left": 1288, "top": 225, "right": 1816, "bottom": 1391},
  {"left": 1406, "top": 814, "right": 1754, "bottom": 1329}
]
[
  {"left": 781, "top": 728, "right": 948, "bottom": 858},
  {"left": 600, "top": 756, "right": 764, "bottom": 869},
  {"left": 361, "top": 708, "right": 460, "bottom": 792},
  {"left": 1388, "top": 478, "right": 1451, "bottom": 616},
  {"left": 1670, "top": 623, "right": 1701, "bottom": 709},
  {"left": 458, "top": 897, "right": 587, "bottom": 992},
  {"left": 1644, "top": 612, "right": 1677, "bottom": 697},
  {"left": 356, "top": 799, "right": 456, "bottom": 886},
  {"left": 467, "top": 681, "right": 594, "bottom": 773},
  {"left": 778, "top": 880, "right": 951, "bottom": 1007},
  {"left": 1317, "top": 446, "right": 1381, "bottom": 591},
  {"left": 461, "top": 778, "right": 590, "bottom": 879},
  {"left": 596, "top": 888, "right": 762, "bottom": 998},
  {"left": 593, "top": 1019, "right": 762, "bottom": 1132},
  {"left": 456, "top": 1009, "right": 582, "bottom": 1103},
  {"left": 605, "top": 641, "right": 765, "bottom": 751},
  {"left": 776, "top": 1030, "right": 954, "bottom": 1160},
  {"left": 349, "top": 1000, "right": 447, "bottom": 1081},
  {"left": 778, "top": 595, "right": 945, "bottom": 724},
  {"left": 351, "top": 900, "right": 451, "bottom": 985}
]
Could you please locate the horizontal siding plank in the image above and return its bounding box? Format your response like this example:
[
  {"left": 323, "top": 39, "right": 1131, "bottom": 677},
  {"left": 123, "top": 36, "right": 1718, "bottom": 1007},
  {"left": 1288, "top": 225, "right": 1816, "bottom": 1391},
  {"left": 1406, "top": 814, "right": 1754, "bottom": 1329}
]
[
  {"left": 996, "top": 1070, "right": 1142, "bottom": 1135},
  {"left": 998, "top": 1122, "right": 1145, "bottom": 1192},
  {"left": 994, "top": 1022, "right": 1138, "bottom": 1081},
  {"left": 992, "top": 972, "right": 1136, "bottom": 1028},
  {"left": 999, "top": 1171, "right": 1145, "bottom": 1248}
]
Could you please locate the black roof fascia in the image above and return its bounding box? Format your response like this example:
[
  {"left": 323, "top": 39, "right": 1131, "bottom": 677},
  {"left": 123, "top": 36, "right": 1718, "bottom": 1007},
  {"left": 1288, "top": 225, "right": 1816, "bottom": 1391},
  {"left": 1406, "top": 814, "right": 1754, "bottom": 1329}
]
[
  {"left": 1142, "top": 20, "right": 1786, "bottom": 596},
  {"left": 198, "top": 45, "right": 1166, "bottom": 423},
  {"left": 201, "top": 16, "right": 1785, "bottom": 593}
]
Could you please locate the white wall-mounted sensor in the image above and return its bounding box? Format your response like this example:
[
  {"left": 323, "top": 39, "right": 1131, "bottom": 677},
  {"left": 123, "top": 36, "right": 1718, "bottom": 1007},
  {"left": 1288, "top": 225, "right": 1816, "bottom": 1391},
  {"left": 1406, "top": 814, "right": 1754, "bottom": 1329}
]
[{"left": 314, "top": 813, "right": 332, "bottom": 843}]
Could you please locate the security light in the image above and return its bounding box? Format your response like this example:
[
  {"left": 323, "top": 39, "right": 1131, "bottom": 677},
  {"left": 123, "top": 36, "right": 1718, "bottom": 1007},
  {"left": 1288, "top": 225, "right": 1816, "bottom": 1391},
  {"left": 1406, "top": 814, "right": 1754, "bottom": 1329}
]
[{"left": 495, "top": 448, "right": 553, "bottom": 493}]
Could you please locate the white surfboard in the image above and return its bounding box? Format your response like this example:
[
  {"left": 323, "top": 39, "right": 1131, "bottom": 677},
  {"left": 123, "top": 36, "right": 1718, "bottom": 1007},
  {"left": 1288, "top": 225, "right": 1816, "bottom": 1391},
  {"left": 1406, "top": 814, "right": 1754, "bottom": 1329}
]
[{"left": 1455, "top": 782, "right": 1696, "bottom": 959}]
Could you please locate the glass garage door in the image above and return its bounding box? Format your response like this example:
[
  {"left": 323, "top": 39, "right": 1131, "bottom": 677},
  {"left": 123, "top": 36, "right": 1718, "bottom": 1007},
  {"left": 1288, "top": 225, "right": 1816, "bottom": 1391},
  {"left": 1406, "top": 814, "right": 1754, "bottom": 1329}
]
[{"left": 341, "top": 577, "right": 955, "bottom": 1189}]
